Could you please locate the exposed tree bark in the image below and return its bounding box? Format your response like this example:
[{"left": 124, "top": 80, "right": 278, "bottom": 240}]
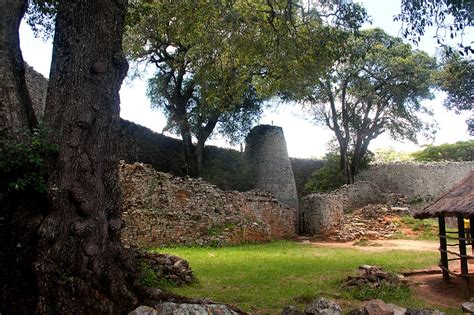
[
  {"left": 1, "top": 1, "right": 241, "bottom": 314},
  {"left": 179, "top": 118, "right": 198, "bottom": 177},
  {"left": 30, "top": 0, "right": 147, "bottom": 313},
  {"left": 0, "top": 0, "right": 36, "bottom": 139},
  {"left": 0, "top": 1, "right": 44, "bottom": 313},
  {"left": 195, "top": 114, "right": 219, "bottom": 176}
]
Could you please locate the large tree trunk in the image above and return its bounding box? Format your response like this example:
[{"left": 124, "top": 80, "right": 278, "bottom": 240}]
[
  {"left": 33, "top": 0, "right": 141, "bottom": 313},
  {"left": 180, "top": 128, "right": 199, "bottom": 177},
  {"left": 0, "top": 0, "right": 36, "bottom": 139},
  {"left": 0, "top": 1, "right": 44, "bottom": 313},
  {"left": 337, "top": 139, "right": 353, "bottom": 184},
  {"left": 1, "top": 1, "right": 203, "bottom": 314},
  {"left": 195, "top": 115, "right": 219, "bottom": 177}
]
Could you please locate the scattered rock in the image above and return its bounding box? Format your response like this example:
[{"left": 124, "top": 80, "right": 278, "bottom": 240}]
[
  {"left": 343, "top": 265, "right": 407, "bottom": 289},
  {"left": 364, "top": 299, "right": 395, "bottom": 315},
  {"left": 282, "top": 305, "right": 305, "bottom": 315},
  {"left": 348, "top": 300, "right": 445, "bottom": 315},
  {"left": 405, "top": 310, "right": 446, "bottom": 315},
  {"left": 154, "top": 302, "right": 240, "bottom": 314},
  {"left": 387, "top": 304, "right": 407, "bottom": 315},
  {"left": 138, "top": 251, "right": 194, "bottom": 286},
  {"left": 326, "top": 204, "right": 401, "bottom": 242},
  {"left": 462, "top": 302, "right": 474, "bottom": 313},
  {"left": 128, "top": 305, "right": 158, "bottom": 315},
  {"left": 304, "top": 298, "right": 342, "bottom": 315}
]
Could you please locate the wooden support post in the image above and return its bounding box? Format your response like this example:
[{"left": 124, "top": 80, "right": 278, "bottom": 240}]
[
  {"left": 470, "top": 215, "right": 474, "bottom": 255},
  {"left": 458, "top": 214, "right": 471, "bottom": 298},
  {"left": 438, "top": 213, "right": 450, "bottom": 283}
]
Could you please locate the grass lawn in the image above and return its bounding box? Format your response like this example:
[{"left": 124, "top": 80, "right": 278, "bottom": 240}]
[{"left": 152, "top": 241, "right": 459, "bottom": 314}]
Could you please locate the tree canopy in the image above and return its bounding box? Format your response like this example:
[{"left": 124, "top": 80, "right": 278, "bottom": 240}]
[
  {"left": 412, "top": 140, "right": 474, "bottom": 161},
  {"left": 436, "top": 52, "right": 474, "bottom": 134},
  {"left": 294, "top": 28, "right": 438, "bottom": 183},
  {"left": 124, "top": 0, "right": 367, "bottom": 176},
  {"left": 396, "top": 0, "right": 473, "bottom": 55}
]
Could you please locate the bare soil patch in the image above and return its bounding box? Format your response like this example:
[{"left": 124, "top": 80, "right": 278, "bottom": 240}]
[
  {"left": 300, "top": 238, "right": 471, "bottom": 309},
  {"left": 300, "top": 238, "right": 439, "bottom": 252},
  {"left": 407, "top": 273, "right": 468, "bottom": 308}
]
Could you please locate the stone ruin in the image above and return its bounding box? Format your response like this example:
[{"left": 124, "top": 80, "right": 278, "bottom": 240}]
[
  {"left": 23, "top": 63, "right": 474, "bottom": 245},
  {"left": 120, "top": 162, "right": 296, "bottom": 247},
  {"left": 299, "top": 181, "right": 384, "bottom": 236},
  {"left": 244, "top": 124, "right": 299, "bottom": 211}
]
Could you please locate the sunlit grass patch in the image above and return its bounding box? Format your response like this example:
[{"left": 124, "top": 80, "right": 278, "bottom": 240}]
[{"left": 150, "top": 241, "right": 460, "bottom": 313}]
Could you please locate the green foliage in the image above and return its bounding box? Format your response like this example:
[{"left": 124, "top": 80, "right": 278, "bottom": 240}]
[
  {"left": 156, "top": 241, "right": 443, "bottom": 313},
  {"left": 305, "top": 152, "right": 345, "bottom": 193},
  {"left": 295, "top": 28, "right": 437, "bottom": 183},
  {"left": 207, "top": 223, "right": 236, "bottom": 237},
  {"left": 438, "top": 53, "right": 474, "bottom": 113},
  {"left": 411, "top": 140, "right": 474, "bottom": 162},
  {"left": 201, "top": 147, "right": 253, "bottom": 191},
  {"left": 436, "top": 52, "right": 473, "bottom": 134},
  {"left": 395, "top": 0, "right": 473, "bottom": 54},
  {"left": 373, "top": 148, "right": 414, "bottom": 163},
  {"left": 139, "top": 260, "right": 177, "bottom": 290},
  {"left": 0, "top": 126, "right": 56, "bottom": 193},
  {"left": 125, "top": 0, "right": 368, "bottom": 151},
  {"left": 304, "top": 151, "right": 372, "bottom": 193},
  {"left": 345, "top": 282, "right": 411, "bottom": 302},
  {"left": 392, "top": 215, "right": 439, "bottom": 241},
  {"left": 25, "top": 0, "right": 58, "bottom": 38}
]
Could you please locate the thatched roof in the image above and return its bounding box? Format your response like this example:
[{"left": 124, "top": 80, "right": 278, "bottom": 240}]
[{"left": 414, "top": 171, "right": 474, "bottom": 219}]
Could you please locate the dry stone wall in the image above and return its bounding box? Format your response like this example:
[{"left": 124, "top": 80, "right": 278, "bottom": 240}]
[
  {"left": 244, "top": 125, "right": 299, "bottom": 210},
  {"left": 290, "top": 158, "right": 324, "bottom": 199},
  {"left": 356, "top": 162, "right": 474, "bottom": 202},
  {"left": 336, "top": 181, "right": 384, "bottom": 212},
  {"left": 299, "top": 181, "right": 384, "bottom": 236},
  {"left": 25, "top": 64, "right": 48, "bottom": 121},
  {"left": 299, "top": 193, "right": 343, "bottom": 236},
  {"left": 119, "top": 162, "right": 296, "bottom": 247}
]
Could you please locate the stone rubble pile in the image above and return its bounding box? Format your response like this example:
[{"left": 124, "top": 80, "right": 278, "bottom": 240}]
[
  {"left": 348, "top": 299, "right": 446, "bottom": 315},
  {"left": 326, "top": 204, "right": 407, "bottom": 242},
  {"left": 137, "top": 251, "right": 194, "bottom": 285},
  {"left": 129, "top": 303, "right": 241, "bottom": 315},
  {"left": 342, "top": 265, "right": 407, "bottom": 289},
  {"left": 129, "top": 297, "right": 446, "bottom": 315},
  {"left": 281, "top": 298, "right": 445, "bottom": 315}
]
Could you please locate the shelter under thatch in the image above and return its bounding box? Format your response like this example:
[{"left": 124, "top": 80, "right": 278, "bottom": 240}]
[{"left": 414, "top": 171, "right": 474, "bottom": 298}]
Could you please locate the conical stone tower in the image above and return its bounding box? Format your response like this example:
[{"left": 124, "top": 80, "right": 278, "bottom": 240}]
[{"left": 244, "top": 125, "right": 299, "bottom": 210}]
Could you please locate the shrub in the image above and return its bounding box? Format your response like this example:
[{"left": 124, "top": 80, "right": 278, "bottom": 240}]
[
  {"left": 411, "top": 140, "right": 474, "bottom": 162},
  {"left": 304, "top": 152, "right": 345, "bottom": 193},
  {"left": 304, "top": 151, "right": 373, "bottom": 193},
  {"left": 0, "top": 126, "right": 57, "bottom": 193},
  {"left": 346, "top": 281, "right": 411, "bottom": 302}
]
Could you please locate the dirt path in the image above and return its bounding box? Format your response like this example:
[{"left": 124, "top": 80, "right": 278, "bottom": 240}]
[
  {"left": 299, "top": 238, "right": 471, "bottom": 310},
  {"left": 299, "top": 238, "right": 439, "bottom": 252}
]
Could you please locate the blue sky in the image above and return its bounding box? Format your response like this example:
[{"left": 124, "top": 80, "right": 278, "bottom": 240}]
[{"left": 20, "top": 1, "right": 472, "bottom": 158}]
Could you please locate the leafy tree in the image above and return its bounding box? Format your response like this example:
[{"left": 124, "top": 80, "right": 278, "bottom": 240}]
[
  {"left": 395, "top": 0, "right": 473, "bottom": 54},
  {"left": 125, "top": 0, "right": 367, "bottom": 177},
  {"left": 304, "top": 152, "right": 345, "bottom": 192},
  {"left": 296, "top": 29, "right": 438, "bottom": 184},
  {"left": 436, "top": 52, "right": 474, "bottom": 134},
  {"left": 412, "top": 140, "right": 474, "bottom": 161},
  {"left": 0, "top": 0, "right": 365, "bottom": 311},
  {"left": 1, "top": 0, "right": 169, "bottom": 313},
  {"left": 304, "top": 149, "right": 373, "bottom": 193},
  {"left": 373, "top": 148, "right": 414, "bottom": 163}
]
